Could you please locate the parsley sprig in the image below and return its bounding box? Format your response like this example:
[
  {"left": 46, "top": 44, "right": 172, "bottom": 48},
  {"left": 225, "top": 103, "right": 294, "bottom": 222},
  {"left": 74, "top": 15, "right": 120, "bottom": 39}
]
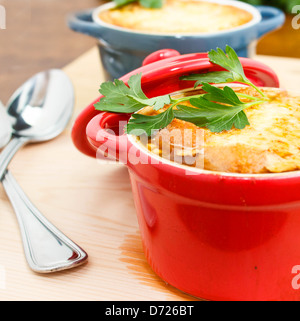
[
  {"left": 126, "top": 107, "right": 174, "bottom": 136},
  {"left": 181, "top": 46, "right": 266, "bottom": 97},
  {"left": 95, "top": 73, "right": 171, "bottom": 114},
  {"left": 94, "top": 46, "right": 268, "bottom": 136},
  {"left": 174, "top": 83, "right": 261, "bottom": 133}
]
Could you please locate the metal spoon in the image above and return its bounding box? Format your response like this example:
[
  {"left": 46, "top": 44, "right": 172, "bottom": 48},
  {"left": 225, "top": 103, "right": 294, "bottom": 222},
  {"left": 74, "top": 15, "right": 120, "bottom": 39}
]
[
  {"left": 0, "top": 70, "right": 88, "bottom": 273},
  {"left": 0, "top": 100, "right": 12, "bottom": 148}
]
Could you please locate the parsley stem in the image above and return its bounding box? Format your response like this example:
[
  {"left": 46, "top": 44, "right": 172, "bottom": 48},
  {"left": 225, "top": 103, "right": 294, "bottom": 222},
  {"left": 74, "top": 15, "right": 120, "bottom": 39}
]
[
  {"left": 236, "top": 93, "right": 268, "bottom": 101},
  {"left": 170, "top": 91, "right": 267, "bottom": 108},
  {"left": 245, "top": 80, "right": 266, "bottom": 98},
  {"left": 171, "top": 94, "right": 205, "bottom": 105},
  {"left": 243, "top": 100, "right": 266, "bottom": 109}
]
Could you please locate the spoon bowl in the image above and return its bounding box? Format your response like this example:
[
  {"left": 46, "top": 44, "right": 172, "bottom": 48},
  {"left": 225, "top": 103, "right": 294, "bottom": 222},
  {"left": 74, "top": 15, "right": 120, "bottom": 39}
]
[
  {"left": 0, "top": 69, "right": 74, "bottom": 180},
  {"left": 7, "top": 69, "right": 74, "bottom": 142}
]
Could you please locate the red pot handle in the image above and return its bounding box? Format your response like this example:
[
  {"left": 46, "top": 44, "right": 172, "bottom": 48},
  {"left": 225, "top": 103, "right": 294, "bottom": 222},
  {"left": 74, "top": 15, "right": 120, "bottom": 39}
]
[
  {"left": 142, "top": 49, "right": 211, "bottom": 67},
  {"left": 86, "top": 112, "right": 131, "bottom": 162},
  {"left": 142, "top": 49, "right": 181, "bottom": 66}
]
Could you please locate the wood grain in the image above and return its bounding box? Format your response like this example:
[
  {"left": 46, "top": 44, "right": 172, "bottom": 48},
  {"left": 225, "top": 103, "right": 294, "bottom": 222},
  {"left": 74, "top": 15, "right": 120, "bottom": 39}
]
[
  {"left": 0, "top": 48, "right": 300, "bottom": 301},
  {"left": 0, "top": 0, "right": 104, "bottom": 103}
]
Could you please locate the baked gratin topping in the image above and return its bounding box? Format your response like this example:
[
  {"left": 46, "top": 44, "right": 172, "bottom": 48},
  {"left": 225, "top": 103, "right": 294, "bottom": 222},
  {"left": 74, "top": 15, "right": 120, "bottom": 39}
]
[
  {"left": 99, "top": 0, "right": 253, "bottom": 34},
  {"left": 139, "top": 87, "right": 300, "bottom": 174}
]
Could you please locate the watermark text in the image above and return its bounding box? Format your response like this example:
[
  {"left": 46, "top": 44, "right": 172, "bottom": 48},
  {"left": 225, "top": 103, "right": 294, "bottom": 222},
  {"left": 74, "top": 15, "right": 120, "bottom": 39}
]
[{"left": 95, "top": 122, "right": 205, "bottom": 175}]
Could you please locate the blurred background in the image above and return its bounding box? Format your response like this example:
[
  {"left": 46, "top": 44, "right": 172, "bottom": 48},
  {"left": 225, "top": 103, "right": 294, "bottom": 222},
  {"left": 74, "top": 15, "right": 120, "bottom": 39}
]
[{"left": 0, "top": 0, "right": 299, "bottom": 103}]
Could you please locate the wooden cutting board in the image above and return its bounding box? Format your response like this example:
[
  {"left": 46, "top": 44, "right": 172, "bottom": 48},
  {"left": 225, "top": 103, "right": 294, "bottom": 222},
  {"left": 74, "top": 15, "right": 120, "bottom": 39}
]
[{"left": 0, "top": 47, "right": 299, "bottom": 301}]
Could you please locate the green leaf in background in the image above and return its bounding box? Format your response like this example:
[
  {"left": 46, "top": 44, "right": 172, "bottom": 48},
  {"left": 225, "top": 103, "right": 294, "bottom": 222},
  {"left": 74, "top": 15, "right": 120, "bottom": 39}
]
[
  {"left": 113, "top": 0, "right": 163, "bottom": 9},
  {"left": 112, "top": 0, "right": 300, "bottom": 12},
  {"left": 239, "top": 0, "right": 300, "bottom": 13},
  {"left": 114, "top": 0, "right": 135, "bottom": 7},
  {"left": 113, "top": 0, "right": 300, "bottom": 13},
  {"left": 140, "top": 0, "right": 164, "bottom": 9}
]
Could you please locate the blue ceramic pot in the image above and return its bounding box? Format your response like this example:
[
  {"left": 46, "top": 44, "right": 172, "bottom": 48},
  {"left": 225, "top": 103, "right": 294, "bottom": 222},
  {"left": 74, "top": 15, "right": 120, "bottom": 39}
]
[{"left": 67, "top": 0, "right": 285, "bottom": 80}]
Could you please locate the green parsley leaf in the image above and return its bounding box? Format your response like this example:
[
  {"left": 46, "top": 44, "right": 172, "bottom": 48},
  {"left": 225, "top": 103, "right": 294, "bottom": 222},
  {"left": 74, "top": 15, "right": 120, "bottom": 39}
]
[
  {"left": 94, "top": 47, "right": 269, "bottom": 136},
  {"left": 126, "top": 95, "right": 171, "bottom": 111},
  {"left": 180, "top": 45, "right": 266, "bottom": 97},
  {"left": 126, "top": 107, "right": 174, "bottom": 136},
  {"left": 209, "top": 46, "right": 247, "bottom": 83},
  {"left": 181, "top": 71, "right": 234, "bottom": 88},
  {"left": 201, "top": 83, "right": 243, "bottom": 106},
  {"left": 188, "top": 99, "right": 249, "bottom": 132},
  {"left": 173, "top": 83, "right": 262, "bottom": 132},
  {"left": 174, "top": 103, "right": 250, "bottom": 132},
  {"left": 95, "top": 73, "right": 170, "bottom": 113},
  {"left": 173, "top": 105, "right": 208, "bottom": 127}
]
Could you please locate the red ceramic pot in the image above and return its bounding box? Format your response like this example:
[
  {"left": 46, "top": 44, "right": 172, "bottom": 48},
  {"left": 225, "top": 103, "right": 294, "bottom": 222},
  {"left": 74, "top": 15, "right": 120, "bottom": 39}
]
[{"left": 72, "top": 50, "right": 300, "bottom": 301}]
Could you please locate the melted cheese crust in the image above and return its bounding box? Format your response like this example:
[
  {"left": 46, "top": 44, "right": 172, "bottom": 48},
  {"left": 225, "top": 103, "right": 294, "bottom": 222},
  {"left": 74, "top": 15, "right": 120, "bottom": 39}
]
[
  {"left": 99, "top": 0, "right": 253, "bottom": 34},
  {"left": 140, "top": 87, "right": 300, "bottom": 174}
]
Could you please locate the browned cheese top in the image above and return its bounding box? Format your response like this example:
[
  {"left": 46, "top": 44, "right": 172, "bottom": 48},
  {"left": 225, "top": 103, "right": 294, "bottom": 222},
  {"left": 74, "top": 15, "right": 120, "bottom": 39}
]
[
  {"left": 138, "top": 87, "right": 300, "bottom": 174},
  {"left": 99, "top": 0, "right": 253, "bottom": 34}
]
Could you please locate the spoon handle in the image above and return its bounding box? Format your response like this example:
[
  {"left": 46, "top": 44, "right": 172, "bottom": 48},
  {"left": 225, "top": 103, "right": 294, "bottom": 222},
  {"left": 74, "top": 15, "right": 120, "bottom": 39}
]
[
  {"left": 1, "top": 170, "right": 88, "bottom": 273},
  {"left": 0, "top": 137, "right": 29, "bottom": 180}
]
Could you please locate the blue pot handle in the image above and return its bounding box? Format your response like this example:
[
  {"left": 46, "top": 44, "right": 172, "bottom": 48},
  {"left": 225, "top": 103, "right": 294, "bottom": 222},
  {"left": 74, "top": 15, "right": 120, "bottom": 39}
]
[
  {"left": 67, "top": 8, "right": 103, "bottom": 39},
  {"left": 256, "top": 6, "right": 285, "bottom": 38}
]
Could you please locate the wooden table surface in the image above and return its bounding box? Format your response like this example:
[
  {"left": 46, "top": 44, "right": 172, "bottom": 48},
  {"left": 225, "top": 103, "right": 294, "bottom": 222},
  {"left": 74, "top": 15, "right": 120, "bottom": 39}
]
[{"left": 0, "top": 48, "right": 300, "bottom": 301}]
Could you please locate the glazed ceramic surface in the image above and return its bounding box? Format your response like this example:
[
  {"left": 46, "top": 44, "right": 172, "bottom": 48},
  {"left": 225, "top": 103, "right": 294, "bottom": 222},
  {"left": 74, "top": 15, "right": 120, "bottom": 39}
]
[
  {"left": 67, "top": 1, "right": 285, "bottom": 80},
  {"left": 70, "top": 50, "right": 300, "bottom": 301}
]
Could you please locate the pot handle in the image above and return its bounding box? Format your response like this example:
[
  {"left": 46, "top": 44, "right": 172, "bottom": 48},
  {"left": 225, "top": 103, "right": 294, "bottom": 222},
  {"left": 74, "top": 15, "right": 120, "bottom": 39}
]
[
  {"left": 256, "top": 6, "right": 285, "bottom": 38},
  {"left": 86, "top": 112, "right": 130, "bottom": 162},
  {"left": 142, "top": 49, "right": 181, "bottom": 66},
  {"left": 67, "top": 8, "right": 104, "bottom": 39}
]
